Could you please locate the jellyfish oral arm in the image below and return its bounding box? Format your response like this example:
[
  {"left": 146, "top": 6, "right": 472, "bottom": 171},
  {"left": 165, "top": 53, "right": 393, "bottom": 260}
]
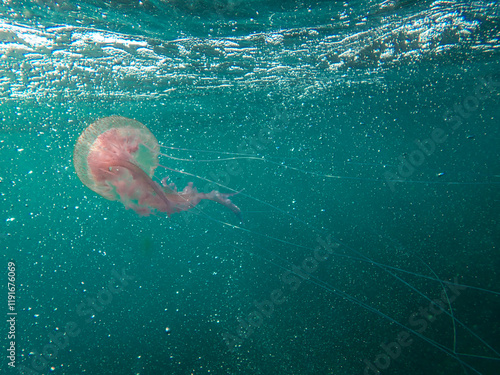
[
  {"left": 116, "top": 160, "right": 172, "bottom": 204},
  {"left": 199, "top": 188, "right": 242, "bottom": 218},
  {"left": 174, "top": 182, "right": 242, "bottom": 219},
  {"left": 110, "top": 160, "right": 240, "bottom": 218}
]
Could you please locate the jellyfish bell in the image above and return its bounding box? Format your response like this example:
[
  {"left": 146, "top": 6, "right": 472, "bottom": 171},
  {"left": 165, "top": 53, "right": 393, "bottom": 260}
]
[{"left": 73, "top": 115, "right": 241, "bottom": 218}]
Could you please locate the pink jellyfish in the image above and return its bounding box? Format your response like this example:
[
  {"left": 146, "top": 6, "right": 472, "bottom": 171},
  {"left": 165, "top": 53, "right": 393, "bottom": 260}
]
[{"left": 73, "top": 116, "right": 241, "bottom": 218}]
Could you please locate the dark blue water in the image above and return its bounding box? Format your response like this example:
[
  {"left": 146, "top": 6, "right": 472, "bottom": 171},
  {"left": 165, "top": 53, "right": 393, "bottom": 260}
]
[{"left": 1, "top": 1, "right": 499, "bottom": 374}]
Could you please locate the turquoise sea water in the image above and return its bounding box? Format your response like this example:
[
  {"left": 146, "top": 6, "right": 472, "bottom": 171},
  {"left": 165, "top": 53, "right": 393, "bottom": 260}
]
[{"left": 1, "top": 1, "right": 499, "bottom": 374}]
